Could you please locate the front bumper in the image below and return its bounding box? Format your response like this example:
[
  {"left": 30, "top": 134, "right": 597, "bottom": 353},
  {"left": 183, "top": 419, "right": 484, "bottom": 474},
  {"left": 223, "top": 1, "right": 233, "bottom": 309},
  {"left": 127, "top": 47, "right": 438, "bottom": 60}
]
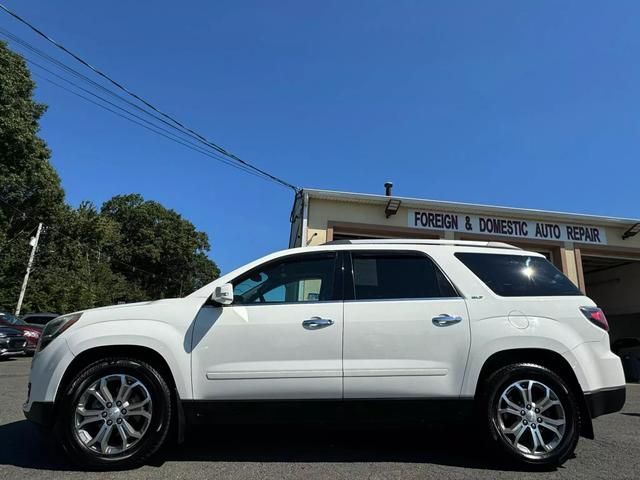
[
  {"left": 0, "top": 337, "right": 28, "bottom": 356},
  {"left": 584, "top": 385, "right": 626, "bottom": 418},
  {"left": 23, "top": 338, "right": 75, "bottom": 415},
  {"left": 0, "top": 349, "right": 25, "bottom": 357}
]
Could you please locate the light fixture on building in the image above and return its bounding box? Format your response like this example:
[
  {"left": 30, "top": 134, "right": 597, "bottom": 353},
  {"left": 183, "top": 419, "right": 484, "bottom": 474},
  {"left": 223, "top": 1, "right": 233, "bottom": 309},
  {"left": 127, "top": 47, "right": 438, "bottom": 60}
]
[
  {"left": 383, "top": 181, "right": 401, "bottom": 218},
  {"left": 385, "top": 198, "right": 402, "bottom": 218},
  {"left": 622, "top": 222, "right": 640, "bottom": 240}
]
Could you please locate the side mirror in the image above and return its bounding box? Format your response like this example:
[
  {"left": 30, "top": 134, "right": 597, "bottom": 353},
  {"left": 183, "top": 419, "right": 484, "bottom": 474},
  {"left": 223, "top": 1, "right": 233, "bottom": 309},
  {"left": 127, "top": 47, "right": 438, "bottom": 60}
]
[{"left": 211, "top": 283, "right": 234, "bottom": 305}]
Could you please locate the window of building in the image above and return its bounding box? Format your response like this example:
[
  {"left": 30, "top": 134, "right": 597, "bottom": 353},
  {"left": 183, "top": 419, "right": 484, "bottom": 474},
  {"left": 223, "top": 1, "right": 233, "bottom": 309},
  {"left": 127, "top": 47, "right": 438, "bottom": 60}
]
[
  {"left": 351, "top": 252, "right": 458, "bottom": 300},
  {"left": 455, "top": 252, "right": 581, "bottom": 297},
  {"left": 233, "top": 253, "right": 337, "bottom": 304}
]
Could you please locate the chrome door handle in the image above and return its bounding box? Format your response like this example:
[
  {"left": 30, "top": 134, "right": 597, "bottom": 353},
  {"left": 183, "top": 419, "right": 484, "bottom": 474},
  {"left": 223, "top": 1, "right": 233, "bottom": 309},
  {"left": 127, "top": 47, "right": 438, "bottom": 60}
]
[
  {"left": 432, "top": 314, "right": 463, "bottom": 327},
  {"left": 302, "top": 317, "right": 334, "bottom": 330}
]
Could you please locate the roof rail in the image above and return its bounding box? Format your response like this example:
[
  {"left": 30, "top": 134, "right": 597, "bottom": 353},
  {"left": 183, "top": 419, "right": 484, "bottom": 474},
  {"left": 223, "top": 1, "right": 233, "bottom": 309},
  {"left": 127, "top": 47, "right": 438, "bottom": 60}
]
[{"left": 321, "top": 239, "right": 521, "bottom": 250}]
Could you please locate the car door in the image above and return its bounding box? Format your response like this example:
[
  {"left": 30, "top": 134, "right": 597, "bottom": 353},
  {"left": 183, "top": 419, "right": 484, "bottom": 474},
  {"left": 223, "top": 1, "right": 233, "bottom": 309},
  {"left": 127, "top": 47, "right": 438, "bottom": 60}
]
[
  {"left": 191, "top": 251, "right": 344, "bottom": 400},
  {"left": 343, "top": 250, "right": 470, "bottom": 399}
]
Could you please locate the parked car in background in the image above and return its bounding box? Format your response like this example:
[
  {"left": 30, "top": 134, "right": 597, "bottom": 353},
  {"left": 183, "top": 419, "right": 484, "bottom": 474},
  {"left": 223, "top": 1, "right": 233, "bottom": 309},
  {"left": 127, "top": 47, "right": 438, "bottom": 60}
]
[
  {"left": 0, "top": 311, "right": 42, "bottom": 355},
  {"left": 0, "top": 326, "right": 27, "bottom": 359},
  {"left": 20, "top": 312, "right": 60, "bottom": 326}
]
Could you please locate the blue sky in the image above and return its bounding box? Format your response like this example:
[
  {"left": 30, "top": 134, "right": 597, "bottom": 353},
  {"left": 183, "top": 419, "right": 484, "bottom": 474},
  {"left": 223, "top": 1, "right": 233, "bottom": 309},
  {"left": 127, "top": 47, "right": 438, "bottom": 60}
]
[{"left": 2, "top": 1, "right": 639, "bottom": 273}]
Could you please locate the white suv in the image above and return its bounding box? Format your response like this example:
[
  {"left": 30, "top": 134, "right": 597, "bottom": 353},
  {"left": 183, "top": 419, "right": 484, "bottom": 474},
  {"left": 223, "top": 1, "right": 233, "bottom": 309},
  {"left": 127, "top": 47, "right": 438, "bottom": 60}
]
[{"left": 24, "top": 239, "right": 626, "bottom": 469}]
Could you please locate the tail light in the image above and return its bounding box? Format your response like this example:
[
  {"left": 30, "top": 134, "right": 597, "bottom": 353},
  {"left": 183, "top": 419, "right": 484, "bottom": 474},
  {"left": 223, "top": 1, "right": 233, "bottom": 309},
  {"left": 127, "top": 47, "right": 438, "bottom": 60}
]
[{"left": 580, "top": 306, "right": 609, "bottom": 331}]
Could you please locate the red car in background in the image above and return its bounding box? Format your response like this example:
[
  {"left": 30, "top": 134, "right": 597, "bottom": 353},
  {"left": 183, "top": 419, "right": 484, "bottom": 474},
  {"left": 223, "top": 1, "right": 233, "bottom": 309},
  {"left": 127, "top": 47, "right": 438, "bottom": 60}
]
[{"left": 0, "top": 311, "right": 42, "bottom": 355}]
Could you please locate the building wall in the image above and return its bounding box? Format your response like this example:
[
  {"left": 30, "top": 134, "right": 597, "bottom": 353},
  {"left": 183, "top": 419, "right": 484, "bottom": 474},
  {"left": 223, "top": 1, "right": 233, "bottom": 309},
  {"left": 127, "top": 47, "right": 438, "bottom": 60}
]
[{"left": 306, "top": 198, "right": 443, "bottom": 245}]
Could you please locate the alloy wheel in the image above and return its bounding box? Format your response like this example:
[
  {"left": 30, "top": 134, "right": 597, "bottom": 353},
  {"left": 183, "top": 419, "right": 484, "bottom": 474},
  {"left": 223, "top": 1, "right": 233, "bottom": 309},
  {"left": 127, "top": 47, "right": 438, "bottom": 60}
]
[
  {"left": 496, "top": 379, "right": 567, "bottom": 457},
  {"left": 73, "top": 374, "right": 153, "bottom": 455}
]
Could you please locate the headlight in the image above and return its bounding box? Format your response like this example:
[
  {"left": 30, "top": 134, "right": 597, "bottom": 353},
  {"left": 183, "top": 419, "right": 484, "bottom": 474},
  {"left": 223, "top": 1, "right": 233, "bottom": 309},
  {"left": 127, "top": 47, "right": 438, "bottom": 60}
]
[
  {"left": 23, "top": 330, "right": 39, "bottom": 338},
  {"left": 37, "top": 313, "right": 82, "bottom": 352}
]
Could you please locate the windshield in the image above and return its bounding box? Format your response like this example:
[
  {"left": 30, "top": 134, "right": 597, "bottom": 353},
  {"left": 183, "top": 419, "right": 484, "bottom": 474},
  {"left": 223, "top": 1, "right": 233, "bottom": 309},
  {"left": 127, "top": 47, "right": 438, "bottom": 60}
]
[{"left": 0, "top": 312, "right": 26, "bottom": 326}]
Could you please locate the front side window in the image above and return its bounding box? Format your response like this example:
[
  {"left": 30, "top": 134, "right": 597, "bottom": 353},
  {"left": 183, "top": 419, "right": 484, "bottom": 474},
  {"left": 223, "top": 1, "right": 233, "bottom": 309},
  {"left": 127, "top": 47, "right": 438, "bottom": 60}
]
[
  {"left": 455, "top": 252, "right": 582, "bottom": 297},
  {"left": 350, "top": 252, "right": 458, "bottom": 300},
  {"left": 232, "top": 253, "right": 337, "bottom": 304}
]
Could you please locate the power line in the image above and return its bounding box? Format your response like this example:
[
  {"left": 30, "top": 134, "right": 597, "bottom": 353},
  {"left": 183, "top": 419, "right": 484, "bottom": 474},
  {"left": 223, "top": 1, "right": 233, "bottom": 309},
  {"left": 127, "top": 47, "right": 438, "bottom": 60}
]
[
  {"left": 0, "top": 30, "right": 278, "bottom": 183},
  {"left": 0, "top": 4, "right": 299, "bottom": 191},
  {"left": 0, "top": 27, "right": 286, "bottom": 186},
  {"left": 0, "top": 27, "right": 172, "bottom": 132},
  {"left": 29, "top": 69, "right": 279, "bottom": 183},
  {"left": 0, "top": 27, "right": 260, "bottom": 172}
]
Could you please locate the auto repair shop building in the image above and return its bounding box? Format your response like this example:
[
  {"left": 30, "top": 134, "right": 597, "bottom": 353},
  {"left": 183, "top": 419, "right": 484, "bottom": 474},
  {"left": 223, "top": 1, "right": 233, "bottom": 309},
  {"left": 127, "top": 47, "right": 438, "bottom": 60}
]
[{"left": 289, "top": 186, "right": 640, "bottom": 367}]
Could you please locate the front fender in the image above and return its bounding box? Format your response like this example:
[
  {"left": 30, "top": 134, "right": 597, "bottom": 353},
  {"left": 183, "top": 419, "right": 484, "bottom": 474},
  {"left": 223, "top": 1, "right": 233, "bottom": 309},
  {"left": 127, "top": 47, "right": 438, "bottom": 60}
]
[{"left": 65, "top": 319, "right": 192, "bottom": 399}]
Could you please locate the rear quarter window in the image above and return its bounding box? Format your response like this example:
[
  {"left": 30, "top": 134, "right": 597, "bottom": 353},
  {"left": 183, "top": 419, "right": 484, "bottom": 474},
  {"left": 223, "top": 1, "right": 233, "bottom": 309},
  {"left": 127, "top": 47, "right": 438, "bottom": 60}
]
[{"left": 455, "top": 252, "right": 582, "bottom": 297}]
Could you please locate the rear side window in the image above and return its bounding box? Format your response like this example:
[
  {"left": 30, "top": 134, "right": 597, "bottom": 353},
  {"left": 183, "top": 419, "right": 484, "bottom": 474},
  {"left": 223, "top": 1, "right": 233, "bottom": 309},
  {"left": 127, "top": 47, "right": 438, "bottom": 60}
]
[
  {"left": 351, "top": 252, "right": 458, "bottom": 300},
  {"left": 455, "top": 253, "right": 582, "bottom": 297}
]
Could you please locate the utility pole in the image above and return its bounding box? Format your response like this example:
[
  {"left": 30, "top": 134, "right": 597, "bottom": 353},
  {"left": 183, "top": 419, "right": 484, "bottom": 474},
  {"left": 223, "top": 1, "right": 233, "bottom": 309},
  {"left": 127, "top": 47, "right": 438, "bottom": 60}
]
[{"left": 15, "top": 222, "right": 43, "bottom": 317}]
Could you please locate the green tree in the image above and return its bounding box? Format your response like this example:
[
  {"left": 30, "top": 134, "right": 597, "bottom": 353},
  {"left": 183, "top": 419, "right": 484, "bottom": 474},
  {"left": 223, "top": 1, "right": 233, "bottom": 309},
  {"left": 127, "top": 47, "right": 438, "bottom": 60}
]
[
  {"left": 0, "top": 42, "right": 220, "bottom": 313},
  {"left": 101, "top": 194, "right": 219, "bottom": 299},
  {"left": 25, "top": 203, "right": 133, "bottom": 313},
  {"left": 0, "top": 40, "right": 66, "bottom": 310}
]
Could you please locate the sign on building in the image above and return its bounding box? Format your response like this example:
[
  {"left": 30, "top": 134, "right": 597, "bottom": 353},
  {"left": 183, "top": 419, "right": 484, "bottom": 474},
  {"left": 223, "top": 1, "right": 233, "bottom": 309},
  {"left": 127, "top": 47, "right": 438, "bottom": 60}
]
[{"left": 409, "top": 210, "right": 607, "bottom": 245}]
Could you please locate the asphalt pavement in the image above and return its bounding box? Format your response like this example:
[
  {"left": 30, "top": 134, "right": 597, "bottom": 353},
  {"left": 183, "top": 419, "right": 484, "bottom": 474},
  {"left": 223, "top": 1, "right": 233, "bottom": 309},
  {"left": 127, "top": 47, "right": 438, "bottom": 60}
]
[{"left": 1, "top": 357, "right": 639, "bottom": 479}]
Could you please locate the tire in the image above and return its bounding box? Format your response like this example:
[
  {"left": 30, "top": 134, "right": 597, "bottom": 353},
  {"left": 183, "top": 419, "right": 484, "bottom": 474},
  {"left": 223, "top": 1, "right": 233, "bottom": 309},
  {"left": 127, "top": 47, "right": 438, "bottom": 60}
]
[
  {"left": 55, "top": 357, "right": 172, "bottom": 470},
  {"left": 483, "top": 363, "right": 580, "bottom": 468}
]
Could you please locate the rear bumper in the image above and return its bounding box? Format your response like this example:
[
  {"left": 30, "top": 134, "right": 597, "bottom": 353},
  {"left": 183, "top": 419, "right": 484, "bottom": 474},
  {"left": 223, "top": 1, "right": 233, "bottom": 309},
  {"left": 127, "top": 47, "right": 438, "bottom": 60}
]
[
  {"left": 564, "top": 341, "right": 626, "bottom": 393},
  {"left": 584, "top": 386, "right": 626, "bottom": 418},
  {"left": 23, "top": 401, "right": 55, "bottom": 427}
]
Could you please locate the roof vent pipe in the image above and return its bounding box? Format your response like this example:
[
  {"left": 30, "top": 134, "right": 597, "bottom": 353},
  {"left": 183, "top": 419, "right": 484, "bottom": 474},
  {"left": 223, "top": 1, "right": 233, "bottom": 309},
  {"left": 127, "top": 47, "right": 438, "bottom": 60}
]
[{"left": 384, "top": 182, "right": 393, "bottom": 196}]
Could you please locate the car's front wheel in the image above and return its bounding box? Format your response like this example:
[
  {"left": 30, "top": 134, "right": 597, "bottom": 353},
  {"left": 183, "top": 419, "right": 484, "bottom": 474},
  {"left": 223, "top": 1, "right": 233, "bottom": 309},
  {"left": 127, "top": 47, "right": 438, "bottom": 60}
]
[
  {"left": 55, "top": 357, "right": 172, "bottom": 469},
  {"left": 484, "top": 363, "right": 580, "bottom": 468}
]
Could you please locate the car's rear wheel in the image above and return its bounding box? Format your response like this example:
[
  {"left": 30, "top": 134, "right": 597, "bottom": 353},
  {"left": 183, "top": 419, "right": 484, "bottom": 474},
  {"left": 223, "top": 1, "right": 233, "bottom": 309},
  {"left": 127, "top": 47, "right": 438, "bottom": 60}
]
[
  {"left": 55, "top": 357, "right": 172, "bottom": 469},
  {"left": 483, "top": 363, "right": 580, "bottom": 468}
]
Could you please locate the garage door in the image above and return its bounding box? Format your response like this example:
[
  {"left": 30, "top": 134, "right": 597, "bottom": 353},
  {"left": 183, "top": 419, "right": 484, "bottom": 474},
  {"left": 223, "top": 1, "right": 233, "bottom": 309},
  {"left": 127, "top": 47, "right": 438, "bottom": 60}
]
[{"left": 582, "top": 255, "right": 640, "bottom": 381}]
